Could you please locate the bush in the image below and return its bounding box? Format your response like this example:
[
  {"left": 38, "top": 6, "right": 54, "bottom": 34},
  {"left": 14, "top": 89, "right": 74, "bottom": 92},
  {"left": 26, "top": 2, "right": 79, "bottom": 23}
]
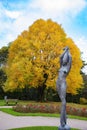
[
  {"left": 80, "top": 98, "right": 87, "bottom": 104},
  {"left": 13, "top": 103, "right": 87, "bottom": 117}
]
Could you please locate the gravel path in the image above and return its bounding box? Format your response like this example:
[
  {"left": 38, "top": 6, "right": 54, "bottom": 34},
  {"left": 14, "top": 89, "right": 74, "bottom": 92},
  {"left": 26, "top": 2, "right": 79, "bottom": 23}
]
[{"left": 0, "top": 111, "right": 87, "bottom": 130}]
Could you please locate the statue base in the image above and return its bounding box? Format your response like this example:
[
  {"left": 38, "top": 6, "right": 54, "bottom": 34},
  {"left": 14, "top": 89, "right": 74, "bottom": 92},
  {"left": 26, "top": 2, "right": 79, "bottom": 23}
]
[{"left": 58, "top": 124, "right": 70, "bottom": 130}]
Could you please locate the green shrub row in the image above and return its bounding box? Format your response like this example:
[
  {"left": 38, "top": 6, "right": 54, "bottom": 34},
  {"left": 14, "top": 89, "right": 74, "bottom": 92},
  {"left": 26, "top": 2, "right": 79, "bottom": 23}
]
[
  {"left": 80, "top": 98, "right": 87, "bottom": 104},
  {"left": 13, "top": 103, "right": 87, "bottom": 117}
]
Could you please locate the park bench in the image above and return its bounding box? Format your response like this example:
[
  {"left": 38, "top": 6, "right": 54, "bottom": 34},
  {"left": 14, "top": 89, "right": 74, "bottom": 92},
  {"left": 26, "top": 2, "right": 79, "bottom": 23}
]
[{"left": 5, "top": 99, "right": 18, "bottom": 105}]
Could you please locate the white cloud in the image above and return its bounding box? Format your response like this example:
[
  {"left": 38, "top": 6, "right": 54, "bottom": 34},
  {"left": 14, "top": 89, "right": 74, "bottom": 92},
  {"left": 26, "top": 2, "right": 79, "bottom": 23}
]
[
  {"left": 75, "top": 37, "right": 87, "bottom": 61},
  {"left": 30, "top": 0, "right": 87, "bottom": 18},
  {"left": 0, "top": 9, "right": 40, "bottom": 47},
  {"left": 5, "top": 10, "right": 21, "bottom": 19},
  {"left": 74, "top": 37, "right": 87, "bottom": 74}
]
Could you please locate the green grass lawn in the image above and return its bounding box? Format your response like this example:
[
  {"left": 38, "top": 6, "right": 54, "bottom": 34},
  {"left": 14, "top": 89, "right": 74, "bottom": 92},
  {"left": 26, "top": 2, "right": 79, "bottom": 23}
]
[
  {"left": 0, "top": 100, "right": 87, "bottom": 108},
  {"left": 0, "top": 108, "right": 87, "bottom": 121},
  {"left": 0, "top": 99, "right": 18, "bottom": 106},
  {"left": 0, "top": 100, "right": 6, "bottom": 106},
  {"left": 10, "top": 126, "right": 79, "bottom": 130}
]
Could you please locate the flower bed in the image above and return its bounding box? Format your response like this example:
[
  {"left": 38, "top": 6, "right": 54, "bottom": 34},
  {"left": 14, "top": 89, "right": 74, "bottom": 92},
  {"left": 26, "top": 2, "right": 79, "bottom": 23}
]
[
  {"left": 66, "top": 106, "right": 87, "bottom": 117},
  {"left": 13, "top": 103, "right": 87, "bottom": 117},
  {"left": 13, "top": 104, "right": 60, "bottom": 113}
]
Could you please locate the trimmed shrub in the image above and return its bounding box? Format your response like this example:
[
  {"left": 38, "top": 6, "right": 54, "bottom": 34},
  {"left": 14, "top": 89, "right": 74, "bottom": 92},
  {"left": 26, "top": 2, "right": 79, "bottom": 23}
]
[{"left": 80, "top": 98, "right": 87, "bottom": 104}]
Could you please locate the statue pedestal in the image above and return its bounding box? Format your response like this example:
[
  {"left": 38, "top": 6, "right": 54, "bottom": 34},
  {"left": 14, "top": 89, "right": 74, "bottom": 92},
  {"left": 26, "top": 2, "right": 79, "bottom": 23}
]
[{"left": 58, "top": 124, "right": 70, "bottom": 130}]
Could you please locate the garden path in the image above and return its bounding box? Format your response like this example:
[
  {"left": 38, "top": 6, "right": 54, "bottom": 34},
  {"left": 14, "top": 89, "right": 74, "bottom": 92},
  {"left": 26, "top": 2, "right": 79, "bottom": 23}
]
[{"left": 0, "top": 111, "right": 87, "bottom": 130}]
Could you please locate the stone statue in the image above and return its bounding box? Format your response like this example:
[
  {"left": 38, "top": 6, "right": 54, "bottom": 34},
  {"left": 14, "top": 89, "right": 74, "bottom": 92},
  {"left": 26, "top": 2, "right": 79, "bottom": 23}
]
[{"left": 56, "top": 46, "right": 72, "bottom": 130}]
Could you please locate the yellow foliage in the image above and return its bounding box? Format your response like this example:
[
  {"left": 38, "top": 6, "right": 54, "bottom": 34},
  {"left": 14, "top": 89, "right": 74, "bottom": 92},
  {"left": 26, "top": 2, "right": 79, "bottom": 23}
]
[{"left": 5, "top": 19, "right": 83, "bottom": 94}]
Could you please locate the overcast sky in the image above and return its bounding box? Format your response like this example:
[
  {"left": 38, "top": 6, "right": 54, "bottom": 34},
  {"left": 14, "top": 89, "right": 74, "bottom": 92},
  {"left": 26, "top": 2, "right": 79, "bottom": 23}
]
[{"left": 0, "top": 0, "right": 87, "bottom": 72}]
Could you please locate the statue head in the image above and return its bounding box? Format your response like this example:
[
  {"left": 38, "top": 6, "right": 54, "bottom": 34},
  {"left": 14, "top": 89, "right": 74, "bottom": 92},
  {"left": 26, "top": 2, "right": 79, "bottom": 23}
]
[{"left": 63, "top": 46, "right": 69, "bottom": 51}]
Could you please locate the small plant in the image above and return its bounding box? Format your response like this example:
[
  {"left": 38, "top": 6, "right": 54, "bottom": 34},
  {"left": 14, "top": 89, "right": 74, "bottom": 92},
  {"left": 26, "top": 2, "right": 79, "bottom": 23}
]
[{"left": 80, "top": 98, "right": 87, "bottom": 104}]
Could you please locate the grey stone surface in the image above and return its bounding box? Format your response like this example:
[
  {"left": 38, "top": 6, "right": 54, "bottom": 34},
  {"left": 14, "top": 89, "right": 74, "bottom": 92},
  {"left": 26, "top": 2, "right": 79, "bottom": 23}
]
[{"left": 58, "top": 124, "right": 70, "bottom": 130}]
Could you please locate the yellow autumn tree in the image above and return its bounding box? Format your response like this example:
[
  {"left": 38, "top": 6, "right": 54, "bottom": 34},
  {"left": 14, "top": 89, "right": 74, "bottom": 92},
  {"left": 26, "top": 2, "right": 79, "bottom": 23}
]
[{"left": 5, "top": 19, "right": 83, "bottom": 98}]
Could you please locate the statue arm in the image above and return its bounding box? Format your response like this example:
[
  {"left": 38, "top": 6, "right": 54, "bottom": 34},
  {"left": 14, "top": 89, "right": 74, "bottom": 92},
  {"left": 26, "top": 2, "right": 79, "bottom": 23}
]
[
  {"left": 67, "top": 54, "right": 72, "bottom": 73},
  {"left": 60, "top": 51, "right": 66, "bottom": 67}
]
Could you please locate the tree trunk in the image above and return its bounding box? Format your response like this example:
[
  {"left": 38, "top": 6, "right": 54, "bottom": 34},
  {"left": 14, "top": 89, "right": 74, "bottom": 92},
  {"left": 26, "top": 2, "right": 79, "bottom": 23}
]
[{"left": 37, "top": 73, "right": 48, "bottom": 102}]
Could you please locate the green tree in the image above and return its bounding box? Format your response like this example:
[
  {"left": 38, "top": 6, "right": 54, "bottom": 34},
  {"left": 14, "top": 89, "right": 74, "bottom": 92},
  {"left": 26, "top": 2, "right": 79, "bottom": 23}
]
[
  {"left": 5, "top": 19, "right": 83, "bottom": 101},
  {"left": 0, "top": 46, "right": 9, "bottom": 97},
  {"left": 0, "top": 46, "right": 8, "bottom": 66},
  {"left": 81, "top": 73, "right": 87, "bottom": 98}
]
